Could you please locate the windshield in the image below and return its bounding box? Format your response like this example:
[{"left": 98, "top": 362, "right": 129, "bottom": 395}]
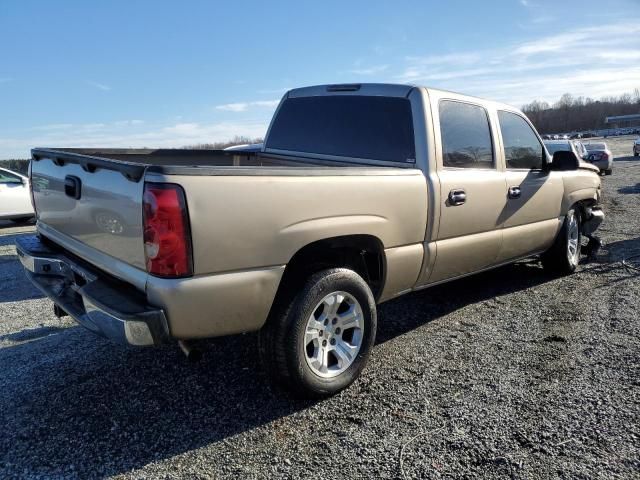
[
  {"left": 544, "top": 143, "right": 571, "bottom": 154},
  {"left": 585, "top": 143, "right": 606, "bottom": 151}
]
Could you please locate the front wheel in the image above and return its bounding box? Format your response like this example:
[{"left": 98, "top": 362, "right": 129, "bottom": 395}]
[
  {"left": 542, "top": 207, "right": 582, "bottom": 274},
  {"left": 258, "top": 268, "right": 377, "bottom": 398}
]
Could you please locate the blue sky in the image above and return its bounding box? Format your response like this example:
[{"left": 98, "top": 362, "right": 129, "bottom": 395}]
[{"left": 1, "top": 0, "right": 639, "bottom": 158}]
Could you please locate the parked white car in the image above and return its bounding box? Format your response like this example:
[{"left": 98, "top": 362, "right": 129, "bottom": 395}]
[{"left": 0, "top": 167, "right": 35, "bottom": 221}]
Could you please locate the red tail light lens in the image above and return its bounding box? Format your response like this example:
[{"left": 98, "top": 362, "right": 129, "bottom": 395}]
[{"left": 143, "top": 183, "right": 193, "bottom": 277}]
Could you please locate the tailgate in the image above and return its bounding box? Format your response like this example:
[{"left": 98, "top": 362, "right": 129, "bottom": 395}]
[{"left": 30, "top": 150, "right": 147, "bottom": 270}]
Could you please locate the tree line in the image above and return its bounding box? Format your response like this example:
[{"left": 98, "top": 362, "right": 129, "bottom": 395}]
[
  {"left": 184, "top": 136, "right": 263, "bottom": 150},
  {"left": 522, "top": 89, "right": 640, "bottom": 134},
  {"left": 0, "top": 159, "right": 29, "bottom": 175}
]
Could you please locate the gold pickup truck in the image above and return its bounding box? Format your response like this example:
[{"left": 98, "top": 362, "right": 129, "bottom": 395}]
[{"left": 17, "top": 83, "right": 604, "bottom": 397}]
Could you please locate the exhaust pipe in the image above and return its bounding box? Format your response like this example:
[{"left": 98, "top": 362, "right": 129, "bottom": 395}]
[{"left": 178, "top": 340, "right": 202, "bottom": 362}]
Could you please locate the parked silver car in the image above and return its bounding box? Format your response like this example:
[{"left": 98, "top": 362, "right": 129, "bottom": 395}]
[
  {"left": 544, "top": 140, "right": 587, "bottom": 160},
  {"left": 584, "top": 142, "right": 613, "bottom": 175}
]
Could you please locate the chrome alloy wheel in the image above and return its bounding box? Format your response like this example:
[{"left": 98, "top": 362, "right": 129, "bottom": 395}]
[
  {"left": 303, "top": 291, "right": 363, "bottom": 378},
  {"left": 567, "top": 211, "right": 580, "bottom": 266}
]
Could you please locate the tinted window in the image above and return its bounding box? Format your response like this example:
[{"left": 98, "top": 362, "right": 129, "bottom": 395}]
[
  {"left": 498, "top": 111, "right": 545, "bottom": 169},
  {"left": 585, "top": 143, "right": 605, "bottom": 151},
  {"left": 266, "top": 96, "right": 415, "bottom": 163},
  {"left": 0, "top": 170, "right": 22, "bottom": 184},
  {"left": 544, "top": 142, "right": 571, "bottom": 155},
  {"left": 439, "top": 100, "right": 493, "bottom": 168}
]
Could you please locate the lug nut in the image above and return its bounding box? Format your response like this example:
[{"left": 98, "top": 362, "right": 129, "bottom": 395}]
[
  {"left": 322, "top": 340, "right": 327, "bottom": 346},
  {"left": 319, "top": 330, "right": 323, "bottom": 337},
  {"left": 324, "top": 319, "right": 329, "bottom": 326},
  {"left": 332, "top": 318, "right": 338, "bottom": 325},
  {"left": 330, "top": 338, "right": 336, "bottom": 345},
  {"left": 335, "top": 327, "right": 341, "bottom": 334}
]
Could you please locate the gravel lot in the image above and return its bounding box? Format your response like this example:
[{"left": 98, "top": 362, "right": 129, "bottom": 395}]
[{"left": 1, "top": 136, "right": 638, "bottom": 479}]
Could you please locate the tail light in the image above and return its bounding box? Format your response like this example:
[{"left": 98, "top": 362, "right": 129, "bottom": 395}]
[{"left": 143, "top": 183, "right": 193, "bottom": 277}]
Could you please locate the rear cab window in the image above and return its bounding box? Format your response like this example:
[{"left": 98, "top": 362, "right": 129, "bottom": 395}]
[
  {"left": 265, "top": 95, "right": 416, "bottom": 163},
  {"left": 438, "top": 100, "right": 494, "bottom": 169},
  {"left": 498, "top": 111, "right": 545, "bottom": 170}
]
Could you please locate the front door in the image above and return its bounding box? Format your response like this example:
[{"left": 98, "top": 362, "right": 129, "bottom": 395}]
[{"left": 494, "top": 110, "right": 564, "bottom": 262}]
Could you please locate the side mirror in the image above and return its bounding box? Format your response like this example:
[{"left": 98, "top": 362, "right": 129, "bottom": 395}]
[{"left": 550, "top": 150, "right": 579, "bottom": 171}]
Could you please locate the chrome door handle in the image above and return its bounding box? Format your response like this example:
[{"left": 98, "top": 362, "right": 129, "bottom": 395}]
[
  {"left": 448, "top": 189, "right": 466, "bottom": 206},
  {"left": 508, "top": 186, "right": 521, "bottom": 199}
]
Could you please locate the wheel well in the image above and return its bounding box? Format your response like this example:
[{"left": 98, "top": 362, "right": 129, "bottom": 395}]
[
  {"left": 574, "top": 199, "right": 596, "bottom": 221},
  {"left": 276, "top": 235, "right": 386, "bottom": 303}
]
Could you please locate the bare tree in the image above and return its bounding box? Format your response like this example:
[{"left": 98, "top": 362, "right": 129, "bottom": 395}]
[{"left": 522, "top": 89, "right": 640, "bottom": 133}]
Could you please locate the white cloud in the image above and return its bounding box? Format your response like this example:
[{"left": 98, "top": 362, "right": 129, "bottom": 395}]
[
  {"left": 33, "top": 123, "right": 74, "bottom": 131},
  {"left": 396, "top": 22, "right": 640, "bottom": 106},
  {"left": 1, "top": 120, "right": 268, "bottom": 158},
  {"left": 349, "top": 64, "right": 389, "bottom": 76},
  {"left": 87, "top": 81, "right": 111, "bottom": 91},
  {"left": 215, "top": 99, "right": 280, "bottom": 112},
  {"left": 113, "top": 119, "right": 144, "bottom": 127},
  {"left": 216, "top": 102, "right": 249, "bottom": 112}
]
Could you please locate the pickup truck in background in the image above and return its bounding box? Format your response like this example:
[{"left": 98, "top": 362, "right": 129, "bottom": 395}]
[{"left": 17, "top": 83, "right": 604, "bottom": 397}]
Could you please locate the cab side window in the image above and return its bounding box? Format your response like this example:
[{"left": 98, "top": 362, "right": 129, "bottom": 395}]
[
  {"left": 498, "top": 111, "right": 545, "bottom": 170},
  {"left": 439, "top": 100, "right": 494, "bottom": 169}
]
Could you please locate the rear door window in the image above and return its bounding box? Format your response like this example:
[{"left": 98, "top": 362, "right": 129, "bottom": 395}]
[
  {"left": 498, "top": 111, "right": 545, "bottom": 169},
  {"left": 266, "top": 96, "right": 416, "bottom": 163},
  {"left": 439, "top": 100, "right": 494, "bottom": 168}
]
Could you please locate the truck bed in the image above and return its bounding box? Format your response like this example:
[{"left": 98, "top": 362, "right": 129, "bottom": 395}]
[{"left": 31, "top": 148, "right": 408, "bottom": 183}]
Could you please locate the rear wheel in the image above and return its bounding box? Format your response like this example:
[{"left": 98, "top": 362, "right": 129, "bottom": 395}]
[
  {"left": 258, "top": 268, "right": 376, "bottom": 398},
  {"left": 542, "top": 207, "right": 582, "bottom": 274}
]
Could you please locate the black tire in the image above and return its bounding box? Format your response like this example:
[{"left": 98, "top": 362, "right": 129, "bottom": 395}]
[
  {"left": 604, "top": 169, "right": 612, "bottom": 175},
  {"left": 258, "top": 268, "right": 377, "bottom": 398},
  {"left": 541, "top": 207, "right": 582, "bottom": 274}
]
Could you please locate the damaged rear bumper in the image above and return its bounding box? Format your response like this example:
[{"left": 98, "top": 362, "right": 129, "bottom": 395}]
[{"left": 15, "top": 235, "right": 169, "bottom": 346}]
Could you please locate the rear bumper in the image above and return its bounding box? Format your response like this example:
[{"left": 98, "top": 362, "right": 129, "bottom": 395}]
[
  {"left": 590, "top": 159, "right": 612, "bottom": 170},
  {"left": 15, "top": 235, "right": 169, "bottom": 346}
]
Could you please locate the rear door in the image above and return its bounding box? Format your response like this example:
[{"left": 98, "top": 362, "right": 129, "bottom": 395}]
[
  {"left": 495, "top": 110, "right": 563, "bottom": 262},
  {"left": 427, "top": 97, "right": 507, "bottom": 283}
]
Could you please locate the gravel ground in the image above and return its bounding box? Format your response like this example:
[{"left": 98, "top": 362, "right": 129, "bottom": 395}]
[{"left": 0, "top": 136, "right": 638, "bottom": 479}]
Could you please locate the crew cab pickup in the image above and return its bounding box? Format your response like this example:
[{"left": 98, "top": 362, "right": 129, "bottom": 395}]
[{"left": 17, "top": 83, "right": 604, "bottom": 397}]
